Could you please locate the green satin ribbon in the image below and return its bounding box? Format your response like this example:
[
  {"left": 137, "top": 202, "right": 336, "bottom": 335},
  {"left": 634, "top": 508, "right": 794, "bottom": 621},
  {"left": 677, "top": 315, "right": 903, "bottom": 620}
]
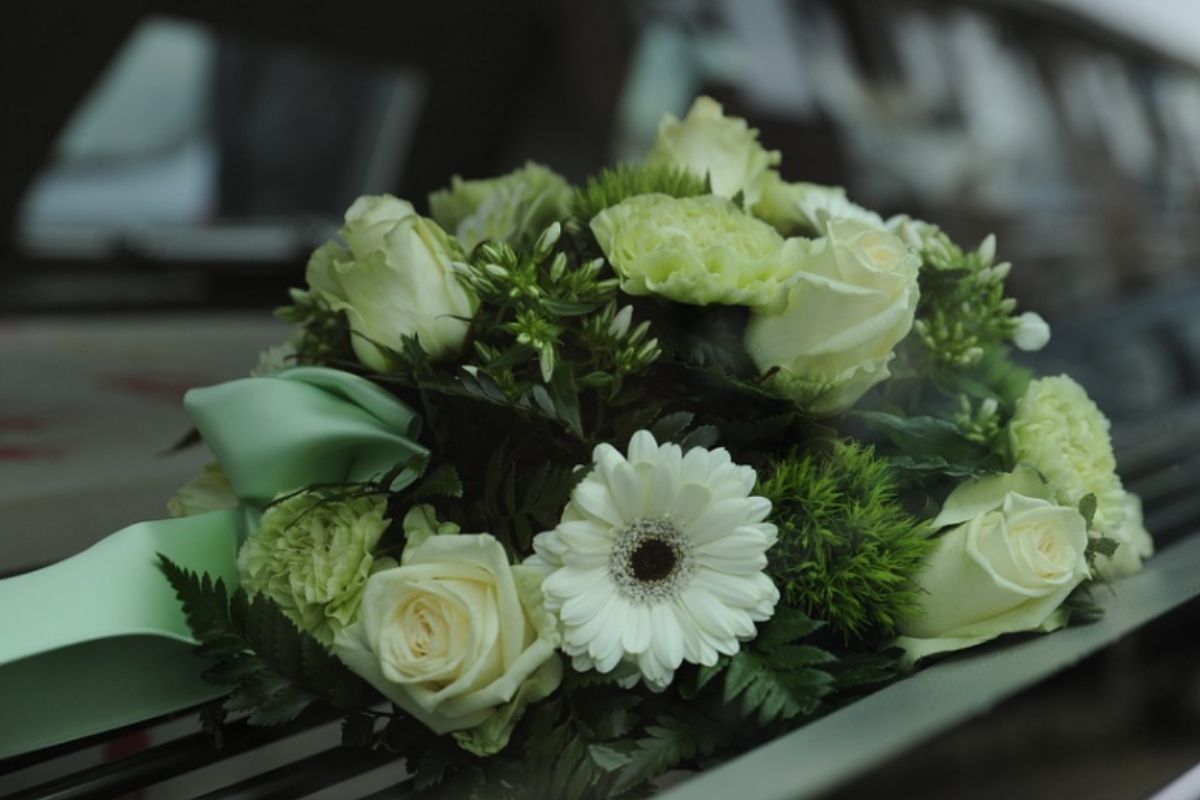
[
  {"left": 186, "top": 366, "right": 427, "bottom": 501},
  {"left": 0, "top": 367, "right": 425, "bottom": 758}
]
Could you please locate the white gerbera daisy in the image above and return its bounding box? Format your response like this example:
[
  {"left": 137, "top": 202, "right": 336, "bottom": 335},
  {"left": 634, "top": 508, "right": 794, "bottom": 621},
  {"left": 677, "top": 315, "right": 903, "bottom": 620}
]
[{"left": 527, "top": 430, "right": 779, "bottom": 689}]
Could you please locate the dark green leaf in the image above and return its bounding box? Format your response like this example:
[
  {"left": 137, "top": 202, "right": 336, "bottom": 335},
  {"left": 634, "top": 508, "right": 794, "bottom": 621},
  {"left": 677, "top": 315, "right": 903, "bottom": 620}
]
[
  {"left": 856, "top": 411, "right": 989, "bottom": 463},
  {"left": 588, "top": 743, "right": 631, "bottom": 772},
  {"left": 157, "top": 556, "right": 376, "bottom": 726},
  {"left": 648, "top": 411, "right": 695, "bottom": 444},
  {"left": 1087, "top": 536, "right": 1119, "bottom": 560},
  {"left": 611, "top": 711, "right": 729, "bottom": 795},
  {"left": 754, "top": 606, "right": 825, "bottom": 651},
  {"left": 680, "top": 425, "right": 720, "bottom": 450},
  {"left": 407, "top": 463, "right": 464, "bottom": 502},
  {"left": 1078, "top": 493, "right": 1098, "bottom": 530}
]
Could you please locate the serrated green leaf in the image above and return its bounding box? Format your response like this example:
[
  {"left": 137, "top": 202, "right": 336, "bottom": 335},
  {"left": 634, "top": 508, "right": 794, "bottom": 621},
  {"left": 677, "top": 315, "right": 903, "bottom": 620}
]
[
  {"left": 827, "top": 653, "right": 900, "bottom": 691},
  {"left": 201, "top": 653, "right": 262, "bottom": 685},
  {"left": 578, "top": 692, "right": 641, "bottom": 739},
  {"left": 249, "top": 686, "right": 316, "bottom": 729},
  {"left": 611, "top": 712, "right": 729, "bottom": 795},
  {"left": 588, "top": 743, "right": 631, "bottom": 772},
  {"left": 158, "top": 556, "right": 376, "bottom": 727},
  {"left": 411, "top": 739, "right": 465, "bottom": 791},
  {"left": 754, "top": 606, "right": 825, "bottom": 651},
  {"left": 766, "top": 644, "right": 836, "bottom": 670},
  {"left": 407, "top": 463, "right": 464, "bottom": 502},
  {"left": 723, "top": 652, "right": 832, "bottom": 725},
  {"left": 648, "top": 411, "right": 695, "bottom": 444}
]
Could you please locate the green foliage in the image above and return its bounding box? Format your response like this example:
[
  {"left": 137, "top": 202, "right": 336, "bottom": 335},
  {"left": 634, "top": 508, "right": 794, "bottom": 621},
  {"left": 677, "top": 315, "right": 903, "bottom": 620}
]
[
  {"left": 472, "top": 444, "right": 586, "bottom": 556},
  {"left": 856, "top": 410, "right": 994, "bottom": 468},
  {"left": 909, "top": 230, "right": 1019, "bottom": 369},
  {"left": 158, "top": 556, "right": 375, "bottom": 726},
  {"left": 1061, "top": 583, "right": 1108, "bottom": 625},
  {"left": 610, "top": 710, "right": 730, "bottom": 796},
  {"left": 383, "top": 224, "right": 659, "bottom": 447},
  {"left": 568, "top": 163, "right": 708, "bottom": 235},
  {"left": 1078, "top": 493, "right": 1099, "bottom": 530},
  {"left": 648, "top": 304, "right": 757, "bottom": 380},
  {"left": 275, "top": 288, "right": 354, "bottom": 366},
  {"left": 699, "top": 607, "right": 835, "bottom": 726},
  {"left": 758, "top": 442, "right": 936, "bottom": 638},
  {"left": 1085, "top": 535, "right": 1120, "bottom": 570}
]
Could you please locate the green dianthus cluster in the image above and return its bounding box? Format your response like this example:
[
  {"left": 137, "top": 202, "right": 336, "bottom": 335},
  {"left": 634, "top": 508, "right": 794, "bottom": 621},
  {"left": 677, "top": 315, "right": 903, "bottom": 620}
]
[{"left": 758, "top": 441, "right": 933, "bottom": 639}]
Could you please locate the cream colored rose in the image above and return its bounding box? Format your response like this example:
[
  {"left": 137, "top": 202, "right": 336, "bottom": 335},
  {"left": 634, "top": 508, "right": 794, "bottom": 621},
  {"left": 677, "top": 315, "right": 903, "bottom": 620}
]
[
  {"left": 333, "top": 530, "right": 562, "bottom": 746},
  {"left": 306, "top": 194, "right": 479, "bottom": 368},
  {"left": 744, "top": 219, "right": 920, "bottom": 414},
  {"left": 896, "top": 491, "right": 1089, "bottom": 664},
  {"left": 647, "top": 96, "right": 780, "bottom": 206},
  {"left": 751, "top": 172, "right": 883, "bottom": 236}
]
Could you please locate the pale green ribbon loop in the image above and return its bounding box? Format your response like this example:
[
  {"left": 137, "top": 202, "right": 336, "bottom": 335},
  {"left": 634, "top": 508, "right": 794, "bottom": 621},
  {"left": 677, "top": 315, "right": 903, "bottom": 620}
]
[
  {"left": 186, "top": 366, "right": 428, "bottom": 503},
  {"left": 0, "top": 368, "right": 426, "bottom": 758}
]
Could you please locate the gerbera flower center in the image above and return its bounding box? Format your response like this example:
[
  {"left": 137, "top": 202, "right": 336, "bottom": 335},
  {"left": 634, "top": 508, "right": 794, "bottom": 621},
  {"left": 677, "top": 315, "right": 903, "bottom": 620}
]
[
  {"left": 609, "top": 518, "right": 694, "bottom": 603},
  {"left": 631, "top": 538, "right": 677, "bottom": 581}
]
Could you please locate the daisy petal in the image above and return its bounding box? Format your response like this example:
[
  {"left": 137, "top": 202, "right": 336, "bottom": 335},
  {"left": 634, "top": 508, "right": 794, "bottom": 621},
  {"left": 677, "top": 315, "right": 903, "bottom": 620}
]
[
  {"left": 668, "top": 481, "right": 712, "bottom": 528},
  {"left": 559, "top": 577, "right": 615, "bottom": 626},
  {"left": 622, "top": 607, "right": 652, "bottom": 654},
  {"left": 649, "top": 603, "right": 685, "bottom": 671},
  {"left": 686, "top": 497, "right": 760, "bottom": 544},
  {"left": 572, "top": 480, "right": 625, "bottom": 528}
]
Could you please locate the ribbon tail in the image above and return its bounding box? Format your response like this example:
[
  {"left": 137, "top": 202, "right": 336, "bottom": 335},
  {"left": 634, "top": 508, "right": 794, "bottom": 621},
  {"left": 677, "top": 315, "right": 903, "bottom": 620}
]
[{"left": 0, "top": 509, "right": 246, "bottom": 758}]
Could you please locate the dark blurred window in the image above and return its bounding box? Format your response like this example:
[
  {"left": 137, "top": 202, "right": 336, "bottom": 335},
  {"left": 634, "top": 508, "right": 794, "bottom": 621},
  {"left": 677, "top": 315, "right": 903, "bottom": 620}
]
[{"left": 17, "top": 16, "right": 425, "bottom": 264}]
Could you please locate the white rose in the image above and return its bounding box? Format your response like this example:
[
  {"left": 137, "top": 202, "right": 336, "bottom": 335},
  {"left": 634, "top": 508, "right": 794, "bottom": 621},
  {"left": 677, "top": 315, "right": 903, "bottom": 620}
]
[
  {"left": 333, "top": 531, "right": 561, "bottom": 747},
  {"left": 1094, "top": 491, "right": 1154, "bottom": 578},
  {"left": 751, "top": 172, "right": 883, "bottom": 236},
  {"left": 896, "top": 491, "right": 1089, "bottom": 665},
  {"left": 306, "top": 194, "right": 479, "bottom": 368},
  {"left": 744, "top": 219, "right": 920, "bottom": 414},
  {"left": 646, "top": 96, "right": 780, "bottom": 206}
]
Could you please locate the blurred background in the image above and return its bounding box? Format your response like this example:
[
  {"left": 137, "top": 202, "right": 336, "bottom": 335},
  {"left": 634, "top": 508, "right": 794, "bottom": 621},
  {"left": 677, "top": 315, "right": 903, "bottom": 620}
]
[
  {"left": 1, "top": 1, "right": 1198, "bottom": 798},
  {"left": 5, "top": 0, "right": 1200, "bottom": 316}
]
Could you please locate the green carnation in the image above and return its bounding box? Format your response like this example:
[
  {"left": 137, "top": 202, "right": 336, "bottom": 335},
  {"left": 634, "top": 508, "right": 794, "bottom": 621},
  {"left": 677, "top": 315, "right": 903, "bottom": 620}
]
[
  {"left": 590, "top": 193, "right": 791, "bottom": 307},
  {"left": 237, "top": 492, "right": 391, "bottom": 644},
  {"left": 1009, "top": 376, "right": 1125, "bottom": 531},
  {"left": 428, "top": 161, "right": 570, "bottom": 251}
]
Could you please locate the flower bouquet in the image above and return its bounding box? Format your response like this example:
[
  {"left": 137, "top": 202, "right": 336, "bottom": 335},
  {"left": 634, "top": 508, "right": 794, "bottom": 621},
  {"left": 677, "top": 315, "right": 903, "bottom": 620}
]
[{"left": 0, "top": 97, "right": 1155, "bottom": 795}]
